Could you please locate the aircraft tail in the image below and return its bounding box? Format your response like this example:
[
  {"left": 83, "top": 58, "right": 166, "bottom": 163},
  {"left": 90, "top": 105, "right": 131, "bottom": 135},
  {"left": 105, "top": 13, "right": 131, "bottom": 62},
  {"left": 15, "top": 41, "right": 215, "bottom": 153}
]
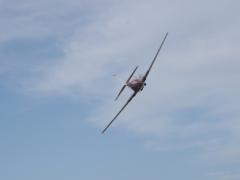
[{"left": 115, "top": 66, "right": 138, "bottom": 101}]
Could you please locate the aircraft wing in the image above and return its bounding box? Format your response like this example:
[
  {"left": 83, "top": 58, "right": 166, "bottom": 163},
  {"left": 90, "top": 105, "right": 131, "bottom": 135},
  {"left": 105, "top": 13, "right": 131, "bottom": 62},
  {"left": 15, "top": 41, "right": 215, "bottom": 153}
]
[
  {"left": 102, "top": 92, "right": 138, "bottom": 133},
  {"left": 142, "top": 32, "right": 168, "bottom": 82}
]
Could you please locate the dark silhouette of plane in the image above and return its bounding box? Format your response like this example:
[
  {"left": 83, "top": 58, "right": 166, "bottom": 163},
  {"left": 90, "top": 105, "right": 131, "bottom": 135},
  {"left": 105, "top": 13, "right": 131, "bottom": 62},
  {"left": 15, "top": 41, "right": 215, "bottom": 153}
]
[{"left": 102, "top": 33, "right": 168, "bottom": 133}]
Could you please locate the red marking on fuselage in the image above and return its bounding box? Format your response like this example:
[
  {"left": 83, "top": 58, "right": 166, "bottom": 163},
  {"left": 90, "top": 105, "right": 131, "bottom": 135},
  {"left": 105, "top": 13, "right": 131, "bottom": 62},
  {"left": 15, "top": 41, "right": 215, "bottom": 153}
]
[{"left": 127, "top": 79, "right": 144, "bottom": 92}]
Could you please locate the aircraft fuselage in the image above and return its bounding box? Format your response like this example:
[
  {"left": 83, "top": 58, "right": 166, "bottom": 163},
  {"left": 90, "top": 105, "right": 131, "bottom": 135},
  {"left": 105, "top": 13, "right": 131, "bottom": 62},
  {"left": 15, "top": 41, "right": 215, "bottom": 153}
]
[{"left": 127, "top": 78, "right": 146, "bottom": 92}]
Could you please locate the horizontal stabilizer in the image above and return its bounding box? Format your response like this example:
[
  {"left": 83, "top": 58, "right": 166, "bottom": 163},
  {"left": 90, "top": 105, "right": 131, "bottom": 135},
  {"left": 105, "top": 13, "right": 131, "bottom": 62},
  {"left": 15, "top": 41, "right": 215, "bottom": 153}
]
[{"left": 115, "top": 66, "right": 138, "bottom": 101}]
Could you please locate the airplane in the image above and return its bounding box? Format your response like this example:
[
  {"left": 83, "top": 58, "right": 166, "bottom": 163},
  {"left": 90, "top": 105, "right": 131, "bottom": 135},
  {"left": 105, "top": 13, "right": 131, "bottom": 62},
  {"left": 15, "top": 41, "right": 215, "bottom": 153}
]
[{"left": 102, "top": 32, "right": 168, "bottom": 133}]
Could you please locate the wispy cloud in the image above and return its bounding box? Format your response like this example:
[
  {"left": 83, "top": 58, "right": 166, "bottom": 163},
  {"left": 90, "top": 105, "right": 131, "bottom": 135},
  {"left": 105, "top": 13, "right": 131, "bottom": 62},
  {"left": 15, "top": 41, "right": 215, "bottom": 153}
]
[{"left": 1, "top": 0, "right": 240, "bottom": 171}]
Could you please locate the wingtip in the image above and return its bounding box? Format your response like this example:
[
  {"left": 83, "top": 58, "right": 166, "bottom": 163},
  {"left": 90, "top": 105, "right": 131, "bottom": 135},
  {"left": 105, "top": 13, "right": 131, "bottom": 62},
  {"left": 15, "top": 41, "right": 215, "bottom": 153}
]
[{"left": 101, "top": 128, "right": 107, "bottom": 134}]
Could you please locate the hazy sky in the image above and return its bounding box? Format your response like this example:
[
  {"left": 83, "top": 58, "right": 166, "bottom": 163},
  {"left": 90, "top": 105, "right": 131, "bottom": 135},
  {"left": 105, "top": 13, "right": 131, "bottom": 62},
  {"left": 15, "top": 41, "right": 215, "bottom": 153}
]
[{"left": 0, "top": 0, "right": 240, "bottom": 179}]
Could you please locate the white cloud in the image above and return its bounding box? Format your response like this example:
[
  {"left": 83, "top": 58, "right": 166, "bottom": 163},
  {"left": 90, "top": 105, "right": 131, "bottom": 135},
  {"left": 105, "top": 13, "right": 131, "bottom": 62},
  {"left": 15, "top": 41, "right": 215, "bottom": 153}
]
[
  {"left": 0, "top": 0, "right": 107, "bottom": 43},
  {"left": 2, "top": 0, "right": 240, "bottom": 168}
]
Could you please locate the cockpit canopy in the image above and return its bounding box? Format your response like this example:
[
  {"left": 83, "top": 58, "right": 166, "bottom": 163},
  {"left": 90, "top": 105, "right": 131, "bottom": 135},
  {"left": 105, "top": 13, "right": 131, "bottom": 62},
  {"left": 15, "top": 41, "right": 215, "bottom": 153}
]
[{"left": 133, "top": 74, "right": 144, "bottom": 81}]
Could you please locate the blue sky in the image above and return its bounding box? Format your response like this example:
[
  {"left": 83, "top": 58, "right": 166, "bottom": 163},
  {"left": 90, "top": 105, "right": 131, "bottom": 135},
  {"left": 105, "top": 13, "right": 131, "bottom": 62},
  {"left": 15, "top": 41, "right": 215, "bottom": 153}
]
[{"left": 0, "top": 0, "right": 240, "bottom": 179}]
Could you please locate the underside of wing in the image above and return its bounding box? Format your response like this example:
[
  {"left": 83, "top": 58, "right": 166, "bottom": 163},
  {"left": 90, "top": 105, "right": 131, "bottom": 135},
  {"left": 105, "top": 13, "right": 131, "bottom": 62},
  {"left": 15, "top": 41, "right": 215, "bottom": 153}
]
[
  {"left": 142, "top": 32, "right": 168, "bottom": 82},
  {"left": 102, "top": 92, "right": 138, "bottom": 133}
]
